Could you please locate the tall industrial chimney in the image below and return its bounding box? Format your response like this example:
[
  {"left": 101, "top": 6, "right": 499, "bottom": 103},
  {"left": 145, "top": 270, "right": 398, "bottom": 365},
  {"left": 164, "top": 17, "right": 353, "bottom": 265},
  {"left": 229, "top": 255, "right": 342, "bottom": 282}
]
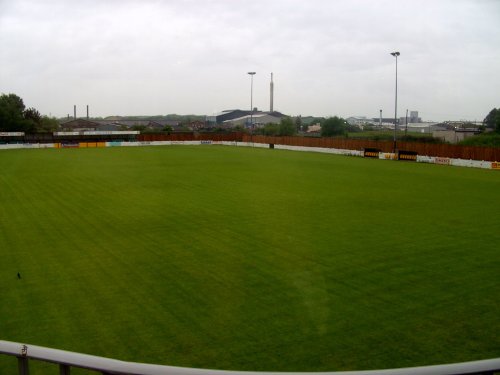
[
  {"left": 74, "top": 105, "right": 76, "bottom": 120},
  {"left": 87, "top": 105, "right": 89, "bottom": 120},
  {"left": 379, "top": 109, "right": 382, "bottom": 127},
  {"left": 270, "top": 73, "right": 274, "bottom": 112}
]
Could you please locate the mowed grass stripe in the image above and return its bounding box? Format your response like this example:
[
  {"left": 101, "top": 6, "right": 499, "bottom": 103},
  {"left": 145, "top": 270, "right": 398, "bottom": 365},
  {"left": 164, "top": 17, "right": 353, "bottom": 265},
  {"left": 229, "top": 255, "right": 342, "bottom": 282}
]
[{"left": 0, "top": 146, "right": 499, "bottom": 372}]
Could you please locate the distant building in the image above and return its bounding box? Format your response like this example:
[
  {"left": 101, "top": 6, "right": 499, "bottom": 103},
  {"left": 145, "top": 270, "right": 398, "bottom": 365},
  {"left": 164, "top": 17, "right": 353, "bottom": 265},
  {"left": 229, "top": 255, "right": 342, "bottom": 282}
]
[
  {"left": 207, "top": 110, "right": 247, "bottom": 126},
  {"left": 372, "top": 117, "right": 399, "bottom": 125},
  {"left": 307, "top": 124, "right": 321, "bottom": 134},
  {"left": 409, "top": 111, "right": 421, "bottom": 123},
  {"left": 223, "top": 113, "right": 282, "bottom": 127},
  {"left": 371, "top": 110, "right": 421, "bottom": 126},
  {"left": 207, "top": 109, "right": 286, "bottom": 126},
  {"left": 346, "top": 116, "right": 368, "bottom": 126},
  {"left": 433, "top": 129, "right": 481, "bottom": 144},
  {"left": 60, "top": 119, "right": 181, "bottom": 132},
  {"left": 189, "top": 120, "right": 205, "bottom": 130},
  {"left": 404, "top": 122, "right": 445, "bottom": 134},
  {"left": 60, "top": 119, "right": 100, "bottom": 131},
  {"left": 95, "top": 122, "right": 124, "bottom": 131}
]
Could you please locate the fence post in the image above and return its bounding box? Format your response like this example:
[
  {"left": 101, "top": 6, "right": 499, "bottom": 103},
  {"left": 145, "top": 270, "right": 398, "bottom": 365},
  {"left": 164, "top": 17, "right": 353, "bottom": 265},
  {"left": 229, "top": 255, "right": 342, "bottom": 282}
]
[
  {"left": 59, "top": 364, "right": 70, "bottom": 375},
  {"left": 17, "top": 356, "right": 29, "bottom": 375}
]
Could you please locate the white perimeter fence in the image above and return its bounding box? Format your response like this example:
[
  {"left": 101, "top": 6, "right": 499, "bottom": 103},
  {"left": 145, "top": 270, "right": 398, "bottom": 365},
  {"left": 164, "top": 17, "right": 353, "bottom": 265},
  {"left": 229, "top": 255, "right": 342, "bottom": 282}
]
[
  {"left": 0, "top": 141, "right": 499, "bottom": 170},
  {"left": 1, "top": 340, "right": 499, "bottom": 375}
]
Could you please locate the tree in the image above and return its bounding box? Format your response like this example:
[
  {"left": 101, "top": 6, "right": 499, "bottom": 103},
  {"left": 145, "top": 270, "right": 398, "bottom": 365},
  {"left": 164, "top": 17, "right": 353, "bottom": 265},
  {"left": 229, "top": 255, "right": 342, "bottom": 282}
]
[
  {"left": 321, "top": 116, "right": 347, "bottom": 137},
  {"left": 0, "top": 93, "right": 29, "bottom": 131},
  {"left": 483, "top": 108, "right": 498, "bottom": 130},
  {"left": 295, "top": 116, "right": 303, "bottom": 132},
  {"left": 23, "top": 107, "right": 41, "bottom": 132},
  {"left": 24, "top": 107, "right": 41, "bottom": 123},
  {"left": 278, "top": 117, "right": 296, "bottom": 136},
  {"left": 38, "top": 116, "right": 60, "bottom": 133},
  {"left": 346, "top": 123, "right": 362, "bottom": 133},
  {"left": 459, "top": 132, "right": 500, "bottom": 147},
  {"left": 233, "top": 125, "right": 247, "bottom": 133},
  {"left": 262, "top": 123, "right": 279, "bottom": 136},
  {"left": 0, "top": 94, "right": 54, "bottom": 133}
]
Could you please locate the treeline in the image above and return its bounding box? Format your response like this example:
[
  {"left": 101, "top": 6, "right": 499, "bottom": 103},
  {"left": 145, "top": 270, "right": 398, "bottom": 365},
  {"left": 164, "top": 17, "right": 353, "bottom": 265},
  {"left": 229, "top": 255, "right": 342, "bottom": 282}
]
[
  {"left": 254, "top": 116, "right": 352, "bottom": 137},
  {"left": 459, "top": 133, "right": 500, "bottom": 147},
  {"left": 86, "top": 114, "right": 206, "bottom": 123},
  {"left": 0, "top": 94, "right": 59, "bottom": 133},
  {"left": 461, "top": 107, "right": 500, "bottom": 146},
  {"left": 3, "top": 91, "right": 499, "bottom": 148}
]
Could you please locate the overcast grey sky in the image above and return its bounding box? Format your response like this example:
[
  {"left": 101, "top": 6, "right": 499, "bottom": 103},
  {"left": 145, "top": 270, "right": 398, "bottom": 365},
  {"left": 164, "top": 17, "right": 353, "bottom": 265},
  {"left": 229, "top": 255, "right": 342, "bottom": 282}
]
[{"left": 1, "top": 0, "right": 499, "bottom": 121}]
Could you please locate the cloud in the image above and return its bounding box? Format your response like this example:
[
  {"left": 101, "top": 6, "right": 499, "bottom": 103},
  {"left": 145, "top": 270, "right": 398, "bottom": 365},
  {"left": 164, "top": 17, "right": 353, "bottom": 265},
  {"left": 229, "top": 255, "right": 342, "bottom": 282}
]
[{"left": 1, "top": 0, "right": 499, "bottom": 120}]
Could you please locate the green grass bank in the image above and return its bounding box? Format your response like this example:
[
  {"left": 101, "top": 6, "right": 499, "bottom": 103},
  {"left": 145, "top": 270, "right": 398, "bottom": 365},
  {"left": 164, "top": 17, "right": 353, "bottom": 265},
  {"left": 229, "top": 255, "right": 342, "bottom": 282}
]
[{"left": 0, "top": 146, "right": 499, "bottom": 372}]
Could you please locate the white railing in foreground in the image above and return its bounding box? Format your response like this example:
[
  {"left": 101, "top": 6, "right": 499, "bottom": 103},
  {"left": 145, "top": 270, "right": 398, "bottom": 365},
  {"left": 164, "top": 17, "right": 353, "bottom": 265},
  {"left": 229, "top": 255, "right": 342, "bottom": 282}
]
[{"left": 0, "top": 340, "right": 499, "bottom": 375}]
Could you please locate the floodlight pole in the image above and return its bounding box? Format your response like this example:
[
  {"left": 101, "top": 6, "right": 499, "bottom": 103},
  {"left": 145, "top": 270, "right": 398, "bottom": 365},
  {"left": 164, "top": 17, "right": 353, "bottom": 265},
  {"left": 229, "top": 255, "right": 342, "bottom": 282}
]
[
  {"left": 390, "top": 51, "right": 400, "bottom": 154},
  {"left": 248, "top": 72, "right": 256, "bottom": 139},
  {"left": 405, "top": 108, "right": 408, "bottom": 137}
]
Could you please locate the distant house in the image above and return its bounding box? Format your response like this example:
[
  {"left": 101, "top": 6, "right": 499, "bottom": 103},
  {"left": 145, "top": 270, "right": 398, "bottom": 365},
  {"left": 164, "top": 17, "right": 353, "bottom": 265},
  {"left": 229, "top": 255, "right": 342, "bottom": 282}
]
[
  {"left": 307, "top": 124, "right": 321, "bottom": 134},
  {"left": 93, "top": 120, "right": 180, "bottom": 131},
  {"left": 60, "top": 118, "right": 181, "bottom": 132},
  {"left": 60, "top": 119, "right": 100, "bottom": 131},
  {"left": 95, "top": 122, "right": 124, "bottom": 131},
  {"left": 433, "top": 129, "right": 481, "bottom": 144},
  {"left": 147, "top": 121, "right": 166, "bottom": 131},
  {"left": 189, "top": 120, "right": 205, "bottom": 130},
  {"left": 150, "top": 120, "right": 180, "bottom": 130}
]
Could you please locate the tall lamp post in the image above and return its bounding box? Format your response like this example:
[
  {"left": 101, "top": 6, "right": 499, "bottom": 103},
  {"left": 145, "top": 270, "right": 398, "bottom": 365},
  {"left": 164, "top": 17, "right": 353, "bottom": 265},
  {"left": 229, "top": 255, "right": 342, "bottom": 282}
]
[
  {"left": 390, "top": 51, "right": 400, "bottom": 153},
  {"left": 247, "top": 72, "right": 256, "bottom": 132}
]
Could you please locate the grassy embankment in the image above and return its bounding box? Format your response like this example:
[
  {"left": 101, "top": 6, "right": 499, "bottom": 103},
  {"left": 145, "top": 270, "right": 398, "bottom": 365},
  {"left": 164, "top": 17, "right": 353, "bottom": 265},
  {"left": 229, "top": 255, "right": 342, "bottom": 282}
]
[{"left": 0, "top": 146, "right": 499, "bottom": 373}]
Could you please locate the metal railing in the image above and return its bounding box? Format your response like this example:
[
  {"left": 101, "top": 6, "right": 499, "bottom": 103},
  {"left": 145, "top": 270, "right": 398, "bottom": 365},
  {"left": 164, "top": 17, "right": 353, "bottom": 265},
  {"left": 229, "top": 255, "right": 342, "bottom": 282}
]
[{"left": 1, "top": 340, "right": 499, "bottom": 375}]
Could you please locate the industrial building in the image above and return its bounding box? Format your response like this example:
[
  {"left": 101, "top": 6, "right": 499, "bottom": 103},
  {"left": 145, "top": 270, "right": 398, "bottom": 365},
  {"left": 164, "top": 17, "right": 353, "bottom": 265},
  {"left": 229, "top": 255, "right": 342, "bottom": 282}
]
[
  {"left": 207, "top": 110, "right": 285, "bottom": 127},
  {"left": 207, "top": 73, "right": 285, "bottom": 127}
]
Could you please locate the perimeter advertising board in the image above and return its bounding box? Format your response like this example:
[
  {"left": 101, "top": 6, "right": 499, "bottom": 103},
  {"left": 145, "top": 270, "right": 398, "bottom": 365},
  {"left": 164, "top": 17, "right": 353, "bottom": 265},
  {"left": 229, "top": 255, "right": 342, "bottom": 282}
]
[{"left": 363, "top": 148, "right": 381, "bottom": 158}]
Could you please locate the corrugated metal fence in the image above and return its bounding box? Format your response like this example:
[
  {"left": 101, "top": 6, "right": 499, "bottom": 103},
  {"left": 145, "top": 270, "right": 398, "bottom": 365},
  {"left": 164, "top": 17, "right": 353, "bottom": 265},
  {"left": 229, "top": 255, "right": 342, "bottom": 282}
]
[
  {"left": 241, "top": 136, "right": 500, "bottom": 162},
  {"left": 135, "top": 134, "right": 500, "bottom": 161}
]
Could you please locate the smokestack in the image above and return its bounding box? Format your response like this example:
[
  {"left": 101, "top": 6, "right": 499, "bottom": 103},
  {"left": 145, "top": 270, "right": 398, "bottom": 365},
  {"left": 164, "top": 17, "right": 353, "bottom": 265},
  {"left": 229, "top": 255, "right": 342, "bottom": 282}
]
[
  {"left": 87, "top": 105, "right": 89, "bottom": 120},
  {"left": 270, "top": 73, "right": 274, "bottom": 112},
  {"left": 74, "top": 105, "right": 76, "bottom": 120},
  {"left": 379, "top": 109, "right": 382, "bottom": 127}
]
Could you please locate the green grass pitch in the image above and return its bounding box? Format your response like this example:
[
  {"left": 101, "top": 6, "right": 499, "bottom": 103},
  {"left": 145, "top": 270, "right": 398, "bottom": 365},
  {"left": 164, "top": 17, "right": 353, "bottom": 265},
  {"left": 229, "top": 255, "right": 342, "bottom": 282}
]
[{"left": 0, "top": 145, "right": 499, "bottom": 372}]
